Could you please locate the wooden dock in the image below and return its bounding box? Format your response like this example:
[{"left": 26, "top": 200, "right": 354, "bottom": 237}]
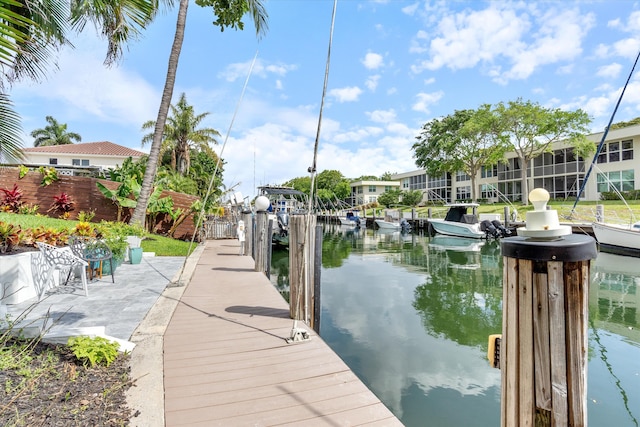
[{"left": 163, "top": 240, "right": 402, "bottom": 426}]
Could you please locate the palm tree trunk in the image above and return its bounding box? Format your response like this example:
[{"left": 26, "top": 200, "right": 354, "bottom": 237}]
[{"left": 130, "top": 0, "right": 189, "bottom": 227}]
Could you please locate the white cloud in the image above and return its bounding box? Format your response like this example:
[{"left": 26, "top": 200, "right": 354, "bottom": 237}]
[
  {"left": 367, "top": 109, "right": 396, "bottom": 123},
  {"left": 412, "top": 91, "right": 444, "bottom": 114},
  {"left": 596, "top": 63, "right": 622, "bottom": 79},
  {"left": 362, "top": 52, "right": 384, "bottom": 69},
  {"left": 365, "top": 75, "right": 381, "bottom": 91},
  {"left": 218, "top": 59, "right": 297, "bottom": 82},
  {"left": 329, "top": 86, "right": 363, "bottom": 102}
]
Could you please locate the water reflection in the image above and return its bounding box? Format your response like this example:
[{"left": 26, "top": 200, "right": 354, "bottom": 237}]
[{"left": 269, "top": 226, "right": 640, "bottom": 426}]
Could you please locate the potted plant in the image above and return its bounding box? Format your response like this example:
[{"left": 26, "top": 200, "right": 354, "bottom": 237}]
[{"left": 102, "top": 235, "right": 127, "bottom": 275}]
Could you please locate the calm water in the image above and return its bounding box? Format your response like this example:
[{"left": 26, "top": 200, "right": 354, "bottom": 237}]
[{"left": 269, "top": 225, "right": 640, "bottom": 427}]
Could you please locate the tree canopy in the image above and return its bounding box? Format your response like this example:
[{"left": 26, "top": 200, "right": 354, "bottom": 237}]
[
  {"left": 494, "top": 98, "right": 592, "bottom": 201},
  {"left": 413, "top": 105, "right": 507, "bottom": 201}
]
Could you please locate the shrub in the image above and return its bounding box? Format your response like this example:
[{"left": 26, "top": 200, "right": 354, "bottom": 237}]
[
  {"left": 1, "top": 184, "right": 23, "bottom": 213},
  {"left": 48, "top": 193, "right": 74, "bottom": 218},
  {"left": 77, "top": 210, "right": 96, "bottom": 222},
  {"left": 67, "top": 336, "right": 120, "bottom": 367},
  {"left": 0, "top": 221, "right": 21, "bottom": 253}
]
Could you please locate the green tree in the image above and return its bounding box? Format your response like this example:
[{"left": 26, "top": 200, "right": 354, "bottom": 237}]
[
  {"left": 316, "top": 169, "right": 350, "bottom": 199},
  {"left": 30, "top": 116, "right": 82, "bottom": 147},
  {"left": 282, "top": 176, "right": 312, "bottom": 195},
  {"left": 130, "top": 0, "right": 268, "bottom": 227},
  {"left": 141, "top": 92, "right": 220, "bottom": 175},
  {"left": 377, "top": 189, "right": 402, "bottom": 208},
  {"left": 413, "top": 105, "right": 507, "bottom": 202},
  {"left": 494, "top": 98, "right": 592, "bottom": 203},
  {"left": 0, "top": 94, "right": 24, "bottom": 163},
  {"left": 401, "top": 189, "right": 423, "bottom": 207},
  {"left": 380, "top": 171, "right": 393, "bottom": 181}
]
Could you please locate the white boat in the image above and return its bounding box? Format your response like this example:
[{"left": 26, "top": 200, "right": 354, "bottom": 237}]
[
  {"left": 374, "top": 219, "right": 400, "bottom": 230},
  {"left": 339, "top": 211, "right": 363, "bottom": 227},
  {"left": 375, "top": 218, "right": 411, "bottom": 231},
  {"left": 592, "top": 221, "right": 640, "bottom": 257},
  {"left": 428, "top": 203, "right": 511, "bottom": 239}
]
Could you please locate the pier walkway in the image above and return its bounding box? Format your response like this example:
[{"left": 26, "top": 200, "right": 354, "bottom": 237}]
[{"left": 162, "top": 239, "right": 401, "bottom": 426}]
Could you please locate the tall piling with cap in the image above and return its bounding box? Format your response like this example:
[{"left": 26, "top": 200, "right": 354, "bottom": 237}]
[{"left": 498, "top": 189, "right": 597, "bottom": 426}]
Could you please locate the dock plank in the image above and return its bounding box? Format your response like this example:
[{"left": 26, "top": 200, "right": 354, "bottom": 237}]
[{"left": 163, "top": 240, "right": 402, "bottom": 426}]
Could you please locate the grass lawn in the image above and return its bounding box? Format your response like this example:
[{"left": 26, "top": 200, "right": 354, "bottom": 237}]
[{"left": 0, "top": 212, "right": 197, "bottom": 257}]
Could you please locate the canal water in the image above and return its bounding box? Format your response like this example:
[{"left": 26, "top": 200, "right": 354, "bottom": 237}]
[{"left": 269, "top": 225, "right": 640, "bottom": 427}]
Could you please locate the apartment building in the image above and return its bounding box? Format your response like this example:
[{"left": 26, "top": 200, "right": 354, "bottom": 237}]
[{"left": 390, "top": 124, "right": 640, "bottom": 204}]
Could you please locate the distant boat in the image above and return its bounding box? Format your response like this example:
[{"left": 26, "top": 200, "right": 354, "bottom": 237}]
[
  {"left": 339, "top": 210, "right": 362, "bottom": 227},
  {"left": 428, "top": 203, "right": 511, "bottom": 239},
  {"left": 257, "top": 185, "right": 307, "bottom": 247},
  {"left": 375, "top": 217, "right": 411, "bottom": 232},
  {"left": 592, "top": 221, "right": 640, "bottom": 257}
]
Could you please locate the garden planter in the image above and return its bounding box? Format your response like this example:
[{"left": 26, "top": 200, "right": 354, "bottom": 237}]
[
  {"left": 129, "top": 247, "right": 143, "bottom": 265},
  {"left": 99, "top": 257, "right": 123, "bottom": 276}
]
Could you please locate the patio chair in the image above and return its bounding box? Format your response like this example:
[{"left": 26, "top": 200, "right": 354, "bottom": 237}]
[
  {"left": 36, "top": 242, "right": 89, "bottom": 300},
  {"left": 68, "top": 236, "right": 115, "bottom": 282}
]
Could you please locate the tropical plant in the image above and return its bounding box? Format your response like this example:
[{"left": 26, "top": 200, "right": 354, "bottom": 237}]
[
  {"left": 76, "top": 210, "right": 96, "bottom": 222},
  {"left": 96, "top": 178, "right": 140, "bottom": 222},
  {"left": 30, "top": 116, "right": 81, "bottom": 147},
  {"left": 377, "top": 189, "right": 402, "bottom": 208},
  {"left": 17, "top": 203, "right": 39, "bottom": 215},
  {"left": 48, "top": 192, "right": 74, "bottom": 218},
  {"left": 18, "top": 164, "right": 29, "bottom": 178},
  {"left": 142, "top": 92, "right": 220, "bottom": 175},
  {"left": 130, "top": 0, "right": 269, "bottom": 227},
  {"left": 67, "top": 336, "right": 119, "bottom": 367},
  {"left": 401, "top": 190, "right": 424, "bottom": 207},
  {"left": 0, "top": 221, "right": 21, "bottom": 253},
  {"left": 38, "top": 166, "right": 58, "bottom": 186},
  {"left": 0, "top": 183, "right": 23, "bottom": 212},
  {"left": 0, "top": 0, "right": 161, "bottom": 171}
]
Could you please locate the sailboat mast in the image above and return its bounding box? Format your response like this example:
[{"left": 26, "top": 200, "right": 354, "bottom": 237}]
[{"left": 571, "top": 49, "right": 640, "bottom": 215}]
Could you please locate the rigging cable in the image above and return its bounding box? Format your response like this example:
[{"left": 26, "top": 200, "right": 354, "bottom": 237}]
[
  {"left": 295, "top": 0, "right": 338, "bottom": 328},
  {"left": 173, "top": 50, "right": 259, "bottom": 285},
  {"left": 570, "top": 48, "right": 640, "bottom": 216}
]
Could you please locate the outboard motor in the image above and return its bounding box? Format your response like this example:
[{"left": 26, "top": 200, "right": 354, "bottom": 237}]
[
  {"left": 491, "top": 219, "right": 511, "bottom": 237},
  {"left": 480, "top": 219, "right": 500, "bottom": 238},
  {"left": 276, "top": 212, "right": 289, "bottom": 236},
  {"left": 400, "top": 218, "right": 412, "bottom": 232}
]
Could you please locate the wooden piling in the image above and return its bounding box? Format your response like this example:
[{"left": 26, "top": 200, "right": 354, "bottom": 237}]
[
  {"left": 242, "top": 212, "right": 253, "bottom": 257},
  {"left": 289, "top": 214, "right": 318, "bottom": 327},
  {"left": 254, "top": 211, "right": 270, "bottom": 275},
  {"left": 500, "top": 235, "right": 596, "bottom": 427}
]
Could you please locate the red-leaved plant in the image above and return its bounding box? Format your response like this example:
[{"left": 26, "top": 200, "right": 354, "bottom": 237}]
[
  {"left": 1, "top": 184, "right": 23, "bottom": 213},
  {"left": 48, "top": 192, "right": 74, "bottom": 219}
]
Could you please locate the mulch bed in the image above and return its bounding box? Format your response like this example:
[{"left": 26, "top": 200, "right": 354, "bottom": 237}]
[{"left": 0, "top": 340, "right": 134, "bottom": 426}]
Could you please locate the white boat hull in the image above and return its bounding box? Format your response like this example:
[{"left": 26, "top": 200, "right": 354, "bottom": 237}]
[
  {"left": 375, "top": 219, "right": 401, "bottom": 230},
  {"left": 592, "top": 222, "right": 640, "bottom": 256},
  {"left": 429, "top": 218, "right": 486, "bottom": 239}
]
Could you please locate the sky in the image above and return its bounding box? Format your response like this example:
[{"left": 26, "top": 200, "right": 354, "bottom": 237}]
[{"left": 10, "top": 0, "right": 640, "bottom": 201}]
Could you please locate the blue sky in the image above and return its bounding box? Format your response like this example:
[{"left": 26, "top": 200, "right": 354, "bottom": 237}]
[{"left": 11, "top": 0, "right": 640, "bottom": 200}]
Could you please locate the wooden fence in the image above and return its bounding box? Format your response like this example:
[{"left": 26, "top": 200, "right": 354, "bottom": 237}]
[{"left": 0, "top": 167, "right": 199, "bottom": 239}]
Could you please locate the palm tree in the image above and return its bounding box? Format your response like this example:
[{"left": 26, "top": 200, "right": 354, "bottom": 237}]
[
  {"left": 0, "top": 1, "right": 161, "bottom": 162},
  {"left": 141, "top": 93, "right": 220, "bottom": 175},
  {"left": 30, "top": 116, "right": 82, "bottom": 147},
  {"left": 130, "top": 0, "right": 268, "bottom": 227}
]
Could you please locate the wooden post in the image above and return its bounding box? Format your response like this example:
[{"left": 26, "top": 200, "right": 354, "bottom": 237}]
[
  {"left": 242, "top": 212, "right": 252, "bottom": 257},
  {"left": 504, "top": 206, "right": 510, "bottom": 227},
  {"left": 500, "top": 235, "right": 596, "bottom": 427},
  {"left": 254, "top": 211, "right": 270, "bottom": 275},
  {"left": 313, "top": 224, "right": 323, "bottom": 333},
  {"left": 289, "top": 214, "right": 317, "bottom": 324}
]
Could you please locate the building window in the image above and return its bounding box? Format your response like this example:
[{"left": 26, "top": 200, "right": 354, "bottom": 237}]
[
  {"left": 402, "top": 178, "right": 409, "bottom": 189},
  {"left": 481, "top": 165, "right": 497, "bottom": 178},
  {"left": 357, "top": 187, "right": 363, "bottom": 194},
  {"left": 622, "top": 139, "right": 634, "bottom": 161},
  {"left": 456, "top": 171, "right": 470, "bottom": 181},
  {"left": 609, "top": 141, "right": 620, "bottom": 162},
  {"left": 384, "top": 186, "right": 394, "bottom": 192},
  {"left": 480, "top": 184, "right": 498, "bottom": 200},
  {"left": 49, "top": 158, "right": 58, "bottom": 165},
  {"left": 72, "top": 159, "right": 90, "bottom": 166},
  {"left": 368, "top": 186, "right": 376, "bottom": 193},
  {"left": 456, "top": 186, "right": 471, "bottom": 201},
  {"left": 597, "top": 169, "right": 635, "bottom": 192}
]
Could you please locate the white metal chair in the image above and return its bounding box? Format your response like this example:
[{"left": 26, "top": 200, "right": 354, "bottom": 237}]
[{"left": 36, "top": 242, "right": 89, "bottom": 299}]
